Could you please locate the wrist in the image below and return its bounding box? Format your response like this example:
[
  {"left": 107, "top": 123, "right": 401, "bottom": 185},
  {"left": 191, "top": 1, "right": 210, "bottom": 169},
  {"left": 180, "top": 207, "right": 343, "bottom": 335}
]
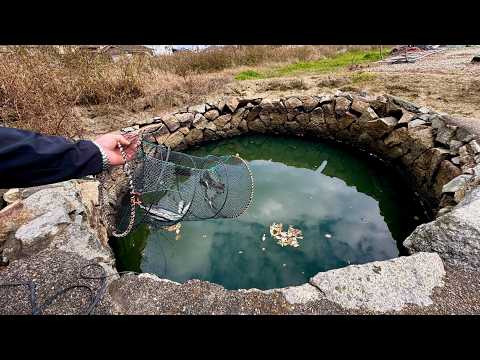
[{"left": 92, "top": 141, "right": 111, "bottom": 172}]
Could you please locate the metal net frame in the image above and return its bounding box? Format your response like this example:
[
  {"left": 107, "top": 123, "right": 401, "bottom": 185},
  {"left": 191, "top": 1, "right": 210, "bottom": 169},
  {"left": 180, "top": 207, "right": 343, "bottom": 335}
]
[{"left": 98, "top": 128, "right": 254, "bottom": 237}]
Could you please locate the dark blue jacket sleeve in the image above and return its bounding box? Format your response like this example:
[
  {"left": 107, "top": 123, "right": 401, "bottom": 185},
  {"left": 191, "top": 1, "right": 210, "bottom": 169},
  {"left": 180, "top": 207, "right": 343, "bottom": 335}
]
[{"left": 0, "top": 128, "right": 103, "bottom": 188}]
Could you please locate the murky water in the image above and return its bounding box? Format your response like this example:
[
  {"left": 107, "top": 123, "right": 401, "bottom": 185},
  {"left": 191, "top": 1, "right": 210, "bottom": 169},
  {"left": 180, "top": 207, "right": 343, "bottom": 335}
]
[{"left": 112, "top": 135, "right": 427, "bottom": 290}]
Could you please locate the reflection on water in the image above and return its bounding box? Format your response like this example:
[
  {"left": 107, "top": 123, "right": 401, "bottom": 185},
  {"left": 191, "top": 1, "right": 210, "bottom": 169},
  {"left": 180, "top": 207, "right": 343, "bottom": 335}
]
[{"left": 112, "top": 135, "right": 427, "bottom": 290}]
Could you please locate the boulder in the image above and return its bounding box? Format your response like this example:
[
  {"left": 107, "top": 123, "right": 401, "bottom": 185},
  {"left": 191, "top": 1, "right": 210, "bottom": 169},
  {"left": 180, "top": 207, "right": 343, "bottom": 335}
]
[
  {"left": 225, "top": 97, "right": 239, "bottom": 113},
  {"left": 213, "top": 114, "right": 232, "bottom": 129},
  {"left": 433, "top": 160, "right": 463, "bottom": 198},
  {"left": 164, "top": 132, "right": 185, "bottom": 149},
  {"left": 249, "top": 118, "right": 267, "bottom": 133},
  {"left": 436, "top": 124, "right": 457, "bottom": 146},
  {"left": 204, "top": 109, "right": 220, "bottom": 121},
  {"left": 298, "top": 96, "right": 319, "bottom": 112},
  {"left": 188, "top": 103, "right": 207, "bottom": 113},
  {"left": 192, "top": 114, "right": 208, "bottom": 130},
  {"left": 442, "top": 175, "right": 473, "bottom": 194},
  {"left": 284, "top": 97, "right": 303, "bottom": 111},
  {"left": 310, "top": 252, "right": 445, "bottom": 312},
  {"left": 162, "top": 115, "right": 180, "bottom": 132},
  {"left": 3, "top": 188, "right": 20, "bottom": 204},
  {"left": 185, "top": 128, "right": 204, "bottom": 145},
  {"left": 334, "top": 97, "right": 351, "bottom": 115},
  {"left": 174, "top": 112, "right": 194, "bottom": 127},
  {"left": 404, "top": 188, "right": 480, "bottom": 270},
  {"left": 365, "top": 117, "right": 398, "bottom": 139}
]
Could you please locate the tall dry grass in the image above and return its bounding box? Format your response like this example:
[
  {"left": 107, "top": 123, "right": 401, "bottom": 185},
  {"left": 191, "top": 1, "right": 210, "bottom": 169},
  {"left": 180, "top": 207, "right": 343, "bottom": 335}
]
[{"left": 0, "top": 45, "right": 380, "bottom": 137}]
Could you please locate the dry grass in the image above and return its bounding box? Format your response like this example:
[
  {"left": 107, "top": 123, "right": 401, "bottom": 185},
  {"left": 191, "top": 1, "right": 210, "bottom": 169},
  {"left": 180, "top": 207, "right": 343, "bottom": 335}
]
[{"left": 0, "top": 45, "right": 382, "bottom": 137}]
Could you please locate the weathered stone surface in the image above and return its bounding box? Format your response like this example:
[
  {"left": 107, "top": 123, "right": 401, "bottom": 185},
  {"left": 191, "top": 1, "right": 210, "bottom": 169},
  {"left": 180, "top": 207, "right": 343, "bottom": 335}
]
[
  {"left": 408, "top": 119, "right": 427, "bottom": 129},
  {"left": 248, "top": 118, "right": 267, "bottom": 133},
  {"left": 178, "top": 127, "right": 190, "bottom": 135},
  {"left": 397, "top": 111, "right": 415, "bottom": 126},
  {"left": 285, "top": 121, "right": 300, "bottom": 132},
  {"left": 384, "top": 127, "right": 409, "bottom": 147},
  {"left": 401, "top": 126, "right": 435, "bottom": 166},
  {"left": 230, "top": 108, "right": 246, "bottom": 129},
  {"left": 295, "top": 113, "right": 310, "bottom": 127},
  {"left": 412, "top": 148, "right": 450, "bottom": 190},
  {"left": 270, "top": 111, "right": 288, "bottom": 125},
  {"left": 276, "top": 283, "right": 322, "bottom": 305},
  {"left": 404, "top": 189, "right": 480, "bottom": 270},
  {"left": 203, "top": 129, "right": 218, "bottom": 141},
  {"left": 365, "top": 117, "right": 398, "bottom": 139},
  {"left": 3, "top": 188, "right": 20, "bottom": 204},
  {"left": 298, "top": 96, "right": 319, "bottom": 112},
  {"left": 175, "top": 112, "right": 194, "bottom": 127},
  {"left": 334, "top": 97, "right": 351, "bottom": 115},
  {"left": 164, "top": 132, "right": 185, "bottom": 149},
  {"left": 310, "top": 253, "right": 445, "bottom": 312},
  {"left": 433, "top": 160, "right": 463, "bottom": 198},
  {"left": 204, "top": 122, "right": 217, "bottom": 132},
  {"left": 162, "top": 115, "right": 180, "bottom": 132},
  {"left": 442, "top": 175, "right": 473, "bottom": 194},
  {"left": 188, "top": 103, "right": 207, "bottom": 113},
  {"left": 245, "top": 106, "right": 261, "bottom": 122},
  {"left": 204, "top": 109, "right": 220, "bottom": 121},
  {"left": 213, "top": 114, "right": 232, "bottom": 129},
  {"left": 184, "top": 128, "right": 203, "bottom": 144},
  {"left": 225, "top": 97, "right": 239, "bottom": 113},
  {"left": 284, "top": 97, "right": 303, "bottom": 111},
  {"left": 468, "top": 140, "right": 480, "bottom": 154},
  {"left": 436, "top": 124, "right": 457, "bottom": 145},
  {"left": 350, "top": 99, "right": 370, "bottom": 115},
  {"left": 456, "top": 127, "right": 476, "bottom": 143},
  {"left": 193, "top": 114, "right": 208, "bottom": 130}
]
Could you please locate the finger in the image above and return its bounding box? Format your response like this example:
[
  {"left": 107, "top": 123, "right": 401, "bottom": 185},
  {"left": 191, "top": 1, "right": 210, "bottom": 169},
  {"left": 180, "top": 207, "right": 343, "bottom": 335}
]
[{"left": 115, "top": 135, "right": 131, "bottom": 146}]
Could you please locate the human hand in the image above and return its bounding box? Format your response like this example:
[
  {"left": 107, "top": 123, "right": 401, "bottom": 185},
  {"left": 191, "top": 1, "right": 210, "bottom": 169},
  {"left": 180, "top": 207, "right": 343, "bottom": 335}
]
[{"left": 94, "top": 132, "right": 139, "bottom": 166}]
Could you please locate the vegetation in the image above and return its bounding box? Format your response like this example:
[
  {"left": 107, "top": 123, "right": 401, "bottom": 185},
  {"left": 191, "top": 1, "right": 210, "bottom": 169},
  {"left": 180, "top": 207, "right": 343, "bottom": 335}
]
[
  {"left": 0, "top": 45, "right": 382, "bottom": 137},
  {"left": 235, "top": 49, "right": 388, "bottom": 80}
]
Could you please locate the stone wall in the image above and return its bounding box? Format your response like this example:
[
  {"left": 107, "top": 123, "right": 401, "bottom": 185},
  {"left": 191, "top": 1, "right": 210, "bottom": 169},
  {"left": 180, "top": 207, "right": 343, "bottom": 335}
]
[{"left": 129, "top": 91, "right": 480, "bottom": 217}]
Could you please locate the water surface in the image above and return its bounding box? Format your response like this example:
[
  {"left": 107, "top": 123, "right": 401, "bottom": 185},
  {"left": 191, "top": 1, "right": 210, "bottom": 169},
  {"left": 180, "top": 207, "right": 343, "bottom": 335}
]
[{"left": 112, "top": 135, "right": 427, "bottom": 290}]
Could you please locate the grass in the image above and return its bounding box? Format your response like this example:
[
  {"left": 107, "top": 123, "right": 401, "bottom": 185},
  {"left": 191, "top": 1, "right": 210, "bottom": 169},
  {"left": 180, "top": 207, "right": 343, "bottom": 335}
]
[
  {"left": 235, "top": 49, "right": 388, "bottom": 80},
  {"left": 0, "top": 45, "right": 383, "bottom": 137},
  {"left": 350, "top": 71, "right": 377, "bottom": 83}
]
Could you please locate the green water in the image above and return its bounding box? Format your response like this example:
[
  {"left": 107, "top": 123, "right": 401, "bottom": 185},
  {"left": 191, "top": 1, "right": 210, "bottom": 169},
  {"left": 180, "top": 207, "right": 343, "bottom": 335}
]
[{"left": 112, "top": 135, "right": 427, "bottom": 290}]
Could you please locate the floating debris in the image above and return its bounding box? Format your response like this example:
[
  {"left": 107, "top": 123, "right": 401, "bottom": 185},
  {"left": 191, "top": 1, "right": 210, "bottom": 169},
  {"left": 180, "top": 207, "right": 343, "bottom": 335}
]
[
  {"left": 325, "top": 233, "right": 332, "bottom": 239},
  {"left": 262, "top": 234, "right": 266, "bottom": 242},
  {"left": 202, "top": 234, "right": 207, "bottom": 238},
  {"left": 413, "top": 216, "right": 420, "bottom": 221},
  {"left": 269, "top": 223, "right": 303, "bottom": 248},
  {"left": 282, "top": 263, "right": 287, "bottom": 267},
  {"left": 238, "top": 250, "right": 243, "bottom": 254},
  {"left": 163, "top": 223, "right": 182, "bottom": 241},
  {"left": 262, "top": 247, "right": 266, "bottom": 251}
]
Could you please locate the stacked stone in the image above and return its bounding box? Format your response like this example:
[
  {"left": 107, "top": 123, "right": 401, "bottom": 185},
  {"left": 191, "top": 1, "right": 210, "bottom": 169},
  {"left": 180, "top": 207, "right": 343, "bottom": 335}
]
[{"left": 133, "top": 92, "right": 480, "bottom": 218}]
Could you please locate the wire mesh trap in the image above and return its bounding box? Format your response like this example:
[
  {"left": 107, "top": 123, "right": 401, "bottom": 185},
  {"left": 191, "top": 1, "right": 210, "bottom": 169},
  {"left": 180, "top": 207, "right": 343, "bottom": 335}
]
[{"left": 98, "top": 128, "right": 254, "bottom": 237}]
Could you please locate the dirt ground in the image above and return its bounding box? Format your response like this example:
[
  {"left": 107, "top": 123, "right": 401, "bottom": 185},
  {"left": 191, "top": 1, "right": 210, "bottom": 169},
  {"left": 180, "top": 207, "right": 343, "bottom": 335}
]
[{"left": 79, "top": 46, "right": 480, "bottom": 139}]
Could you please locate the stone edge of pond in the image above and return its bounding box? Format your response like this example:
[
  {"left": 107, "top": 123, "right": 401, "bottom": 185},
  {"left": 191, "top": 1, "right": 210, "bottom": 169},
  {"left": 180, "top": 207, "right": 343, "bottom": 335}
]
[{"left": 2, "top": 90, "right": 480, "bottom": 314}]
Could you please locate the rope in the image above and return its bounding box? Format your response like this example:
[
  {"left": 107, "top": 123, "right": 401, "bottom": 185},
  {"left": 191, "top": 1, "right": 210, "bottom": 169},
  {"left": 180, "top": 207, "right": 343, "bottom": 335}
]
[{"left": 0, "top": 263, "right": 140, "bottom": 315}]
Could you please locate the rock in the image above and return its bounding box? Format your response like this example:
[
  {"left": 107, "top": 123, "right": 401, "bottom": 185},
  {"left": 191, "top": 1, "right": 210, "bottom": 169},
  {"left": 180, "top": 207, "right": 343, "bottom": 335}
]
[
  {"left": 408, "top": 119, "right": 427, "bottom": 129},
  {"left": 249, "top": 118, "right": 267, "bottom": 133},
  {"left": 468, "top": 140, "right": 480, "bottom": 154},
  {"left": 411, "top": 148, "right": 450, "bottom": 190},
  {"left": 350, "top": 99, "right": 370, "bottom": 115},
  {"left": 204, "top": 122, "right": 217, "bottom": 132},
  {"left": 239, "top": 119, "right": 248, "bottom": 132},
  {"left": 387, "top": 95, "right": 420, "bottom": 113},
  {"left": 203, "top": 129, "right": 218, "bottom": 141},
  {"left": 245, "top": 106, "right": 261, "bottom": 122},
  {"left": 188, "top": 103, "right": 207, "bottom": 113},
  {"left": 449, "top": 140, "right": 464, "bottom": 153},
  {"left": 358, "top": 107, "right": 378, "bottom": 122},
  {"left": 365, "top": 117, "right": 398, "bottom": 139},
  {"left": 431, "top": 115, "right": 445, "bottom": 129},
  {"left": 436, "top": 124, "right": 457, "bottom": 146},
  {"left": 418, "top": 107, "right": 430, "bottom": 114},
  {"left": 15, "top": 207, "right": 71, "bottom": 256},
  {"left": 164, "top": 132, "right": 185, "bottom": 149},
  {"left": 298, "top": 96, "right": 319, "bottom": 112},
  {"left": 442, "top": 175, "right": 473, "bottom": 194},
  {"left": 204, "top": 109, "right": 220, "bottom": 121},
  {"left": 471, "top": 55, "right": 480, "bottom": 63},
  {"left": 162, "top": 115, "right": 180, "bottom": 132},
  {"left": 193, "top": 114, "right": 208, "bottom": 130},
  {"left": 225, "top": 97, "right": 239, "bottom": 113},
  {"left": 276, "top": 283, "right": 322, "bottom": 305},
  {"left": 213, "top": 114, "right": 232, "bottom": 129},
  {"left": 284, "top": 121, "right": 300, "bottom": 132},
  {"left": 284, "top": 97, "right": 303, "bottom": 111},
  {"left": 310, "top": 253, "right": 445, "bottom": 312},
  {"left": 3, "top": 188, "right": 20, "bottom": 204},
  {"left": 259, "top": 98, "right": 275, "bottom": 110},
  {"left": 270, "top": 111, "right": 288, "bottom": 125},
  {"left": 175, "top": 112, "right": 194, "bottom": 127},
  {"left": 178, "top": 127, "right": 190, "bottom": 135},
  {"left": 397, "top": 111, "right": 415, "bottom": 126},
  {"left": 334, "top": 97, "right": 351, "bottom": 115},
  {"left": 456, "top": 127, "right": 476, "bottom": 143},
  {"left": 404, "top": 191, "right": 480, "bottom": 270},
  {"left": 433, "top": 160, "right": 463, "bottom": 198},
  {"left": 384, "top": 127, "right": 409, "bottom": 147}
]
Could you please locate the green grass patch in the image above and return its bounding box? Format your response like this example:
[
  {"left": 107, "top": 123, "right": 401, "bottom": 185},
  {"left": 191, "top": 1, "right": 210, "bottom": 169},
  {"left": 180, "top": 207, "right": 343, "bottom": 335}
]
[
  {"left": 236, "top": 48, "right": 388, "bottom": 80},
  {"left": 350, "top": 72, "right": 377, "bottom": 83},
  {"left": 235, "top": 70, "right": 263, "bottom": 80}
]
